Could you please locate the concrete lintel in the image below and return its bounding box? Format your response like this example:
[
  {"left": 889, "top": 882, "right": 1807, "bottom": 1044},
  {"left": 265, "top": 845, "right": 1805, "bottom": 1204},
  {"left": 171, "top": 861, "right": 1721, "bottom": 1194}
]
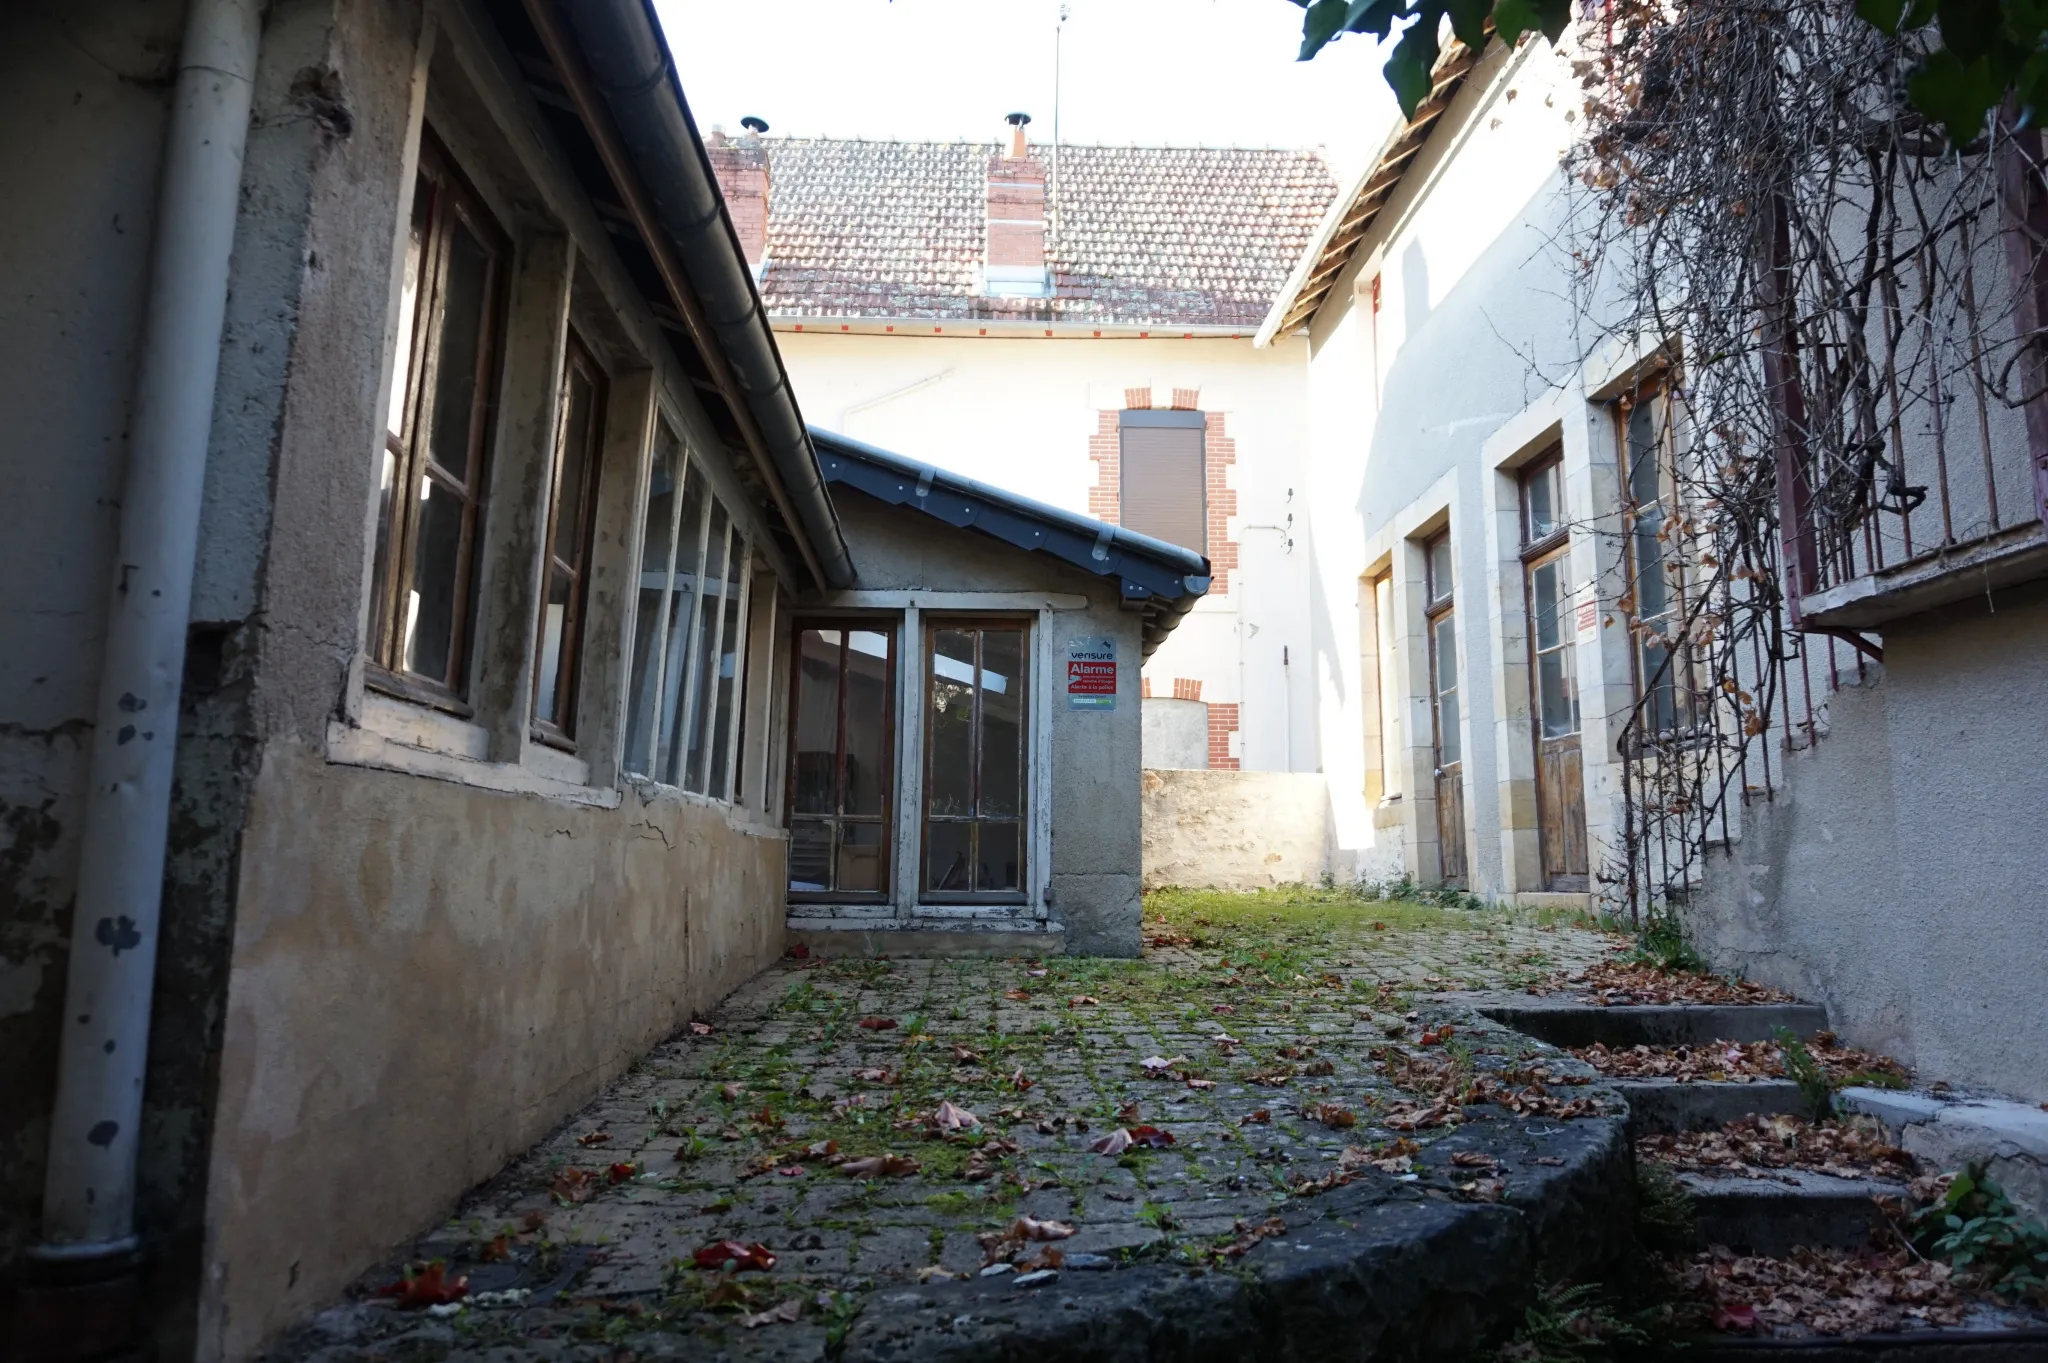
[{"left": 1801, "top": 519, "right": 2048, "bottom": 629}]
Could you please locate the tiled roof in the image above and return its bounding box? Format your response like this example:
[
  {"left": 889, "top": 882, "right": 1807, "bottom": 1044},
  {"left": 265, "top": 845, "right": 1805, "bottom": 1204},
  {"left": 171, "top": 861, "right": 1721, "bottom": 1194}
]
[{"left": 756, "top": 138, "right": 1338, "bottom": 329}]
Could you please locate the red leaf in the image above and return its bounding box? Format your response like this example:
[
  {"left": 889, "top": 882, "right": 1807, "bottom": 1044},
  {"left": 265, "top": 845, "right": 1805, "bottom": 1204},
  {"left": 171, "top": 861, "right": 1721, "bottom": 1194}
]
[
  {"left": 376, "top": 1262, "right": 469, "bottom": 1309},
  {"left": 787, "top": 942, "right": 810, "bottom": 959},
  {"left": 1712, "top": 1303, "right": 1759, "bottom": 1333},
  {"left": 1127, "top": 1124, "right": 1177, "bottom": 1148},
  {"left": 858, "top": 1017, "right": 898, "bottom": 1031},
  {"left": 607, "top": 1162, "right": 638, "bottom": 1184},
  {"left": 693, "top": 1240, "right": 777, "bottom": 1272}
]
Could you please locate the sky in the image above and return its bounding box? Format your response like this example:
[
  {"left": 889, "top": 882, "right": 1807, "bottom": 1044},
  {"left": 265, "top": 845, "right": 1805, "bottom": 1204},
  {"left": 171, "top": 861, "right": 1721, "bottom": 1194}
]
[{"left": 651, "top": 0, "right": 1398, "bottom": 181}]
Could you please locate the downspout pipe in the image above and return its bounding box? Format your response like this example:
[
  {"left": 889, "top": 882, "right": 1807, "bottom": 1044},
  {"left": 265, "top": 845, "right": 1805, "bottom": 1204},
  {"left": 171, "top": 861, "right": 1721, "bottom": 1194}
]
[
  {"left": 35, "top": 0, "right": 262, "bottom": 1263},
  {"left": 556, "top": 0, "right": 855, "bottom": 590}
]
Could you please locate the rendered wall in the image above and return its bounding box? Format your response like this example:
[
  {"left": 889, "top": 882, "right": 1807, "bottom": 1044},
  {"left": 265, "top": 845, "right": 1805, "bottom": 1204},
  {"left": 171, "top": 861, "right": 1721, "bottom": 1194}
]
[
  {"left": 1690, "top": 585, "right": 2048, "bottom": 1104},
  {"left": 1140, "top": 769, "right": 1331, "bottom": 891},
  {"left": 776, "top": 330, "right": 1318, "bottom": 774},
  {"left": 1142, "top": 697, "right": 1209, "bottom": 770},
  {"left": 825, "top": 489, "right": 1148, "bottom": 957}
]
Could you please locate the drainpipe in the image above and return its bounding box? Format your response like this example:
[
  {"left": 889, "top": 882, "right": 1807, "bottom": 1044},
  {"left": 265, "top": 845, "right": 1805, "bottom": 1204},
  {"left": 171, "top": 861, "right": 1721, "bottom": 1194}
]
[{"left": 34, "top": 0, "right": 261, "bottom": 1278}]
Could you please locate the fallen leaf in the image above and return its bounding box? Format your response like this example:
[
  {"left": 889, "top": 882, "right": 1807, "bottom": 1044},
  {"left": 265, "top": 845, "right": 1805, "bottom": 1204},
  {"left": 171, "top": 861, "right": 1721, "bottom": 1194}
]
[
  {"left": 952, "top": 1044, "right": 984, "bottom": 1063},
  {"left": 607, "top": 1162, "right": 638, "bottom": 1183},
  {"left": 1372, "top": 922, "right": 1388, "bottom": 930},
  {"left": 1140, "top": 1056, "right": 1186, "bottom": 1075},
  {"left": 376, "top": 1262, "right": 468, "bottom": 1309},
  {"left": 550, "top": 1168, "right": 598, "bottom": 1204},
  {"left": 1241, "top": 1109, "right": 1271, "bottom": 1125},
  {"left": 964, "top": 1138, "right": 1020, "bottom": 1181},
  {"left": 841, "top": 1153, "right": 919, "bottom": 1178},
  {"left": 479, "top": 1235, "right": 513, "bottom": 1263},
  {"left": 1027, "top": 968, "right": 1048, "bottom": 978},
  {"left": 1004, "top": 989, "right": 1033, "bottom": 1001},
  {"left": 740, "top": 1297, "right": 802, "bottom": 1328},
  {"left": 694, "top": 1240, "right": 776, "bottom": 1272},
  {"left": 1212, "top": 1032, "right": 1242, "bottom": 1046},
  {"left": 1303, "top": 1059, "right": 1336, "bottom": 1076},
  {"left": 1069, "top": 995, "right": 1100, "bottom": 1008},
  {"left": 787, "top": 942, "right": 810, "bottom": 959},
  {"left": 1127, "top": 1124, "right": 1176, "bottom": 1148},
  {"left": 1222, "top": 1216, "right": 1287, "bottom": 1258},
  {"left": 1450, "top": 1151, "right": 1499, "bottom": 1170},
  {"left": 850, "top": 1067, "right": 896, "bottom": 1084},
  {"left": 931, "top": 1100, "right": 980, "bottom": 1133},
  {"left": 1008, "top": 1067, "right": 1034, "bottom": 1091},
  {"left": 1116, "top": 1100, "right": 1142, "bottom": 1124},
  {"left": 1419, "top": 1025, "right": 1455, "bottom": 1047},
  {"left": 1010, "top": 1216, "right": 1077, "bottom": 1241},
  {"left": 1090, "top": 1128, "right": 1133, "bottom": 1156},
  {"left": 1712, "top": 1302, "right": 1759, "bottom": 1333},
  {"left": 1186, "top": 1077, "right": 1216, "bottom": 1091},
  {"left": 1309, "top": 1104, "right": 1356, "bottom": 1130},
  {"left": 1211, "top": 1004, "right": 1236, "bottom": 1016},
  {"left": 800, "top": 1139, "right": 839, "bottom": 1160},
  {"left": 576, "top": 1130, "right": 612, "bottom": 1147},
  {"left": 720, "top": 1082, "right": 747, "bottom": 1102},
  {"left": 858, "top": 1016, "right": 897, "bottom": 1031},
  {"left": 774, "top": 1165, "right": 805, "bottom": 1178},
  {"left": 690, "top": 1021, "right": 715, "bottom": 1036},
  {"left": 519, "top": 1209, "right": 548, "bottom": 1233}
]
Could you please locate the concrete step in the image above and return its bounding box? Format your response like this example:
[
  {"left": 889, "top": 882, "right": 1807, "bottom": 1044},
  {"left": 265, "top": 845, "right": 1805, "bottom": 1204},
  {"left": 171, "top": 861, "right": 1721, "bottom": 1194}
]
[
  {"left": 1615, "top": 1078, "right": 1811, "bottom": 1135},
  {"left": 1678, "top": 1168, "right": 1908, "bottom": 1256},
  {"left": 1468, "top": 994, "right": 1829, "bottom": 1048}
]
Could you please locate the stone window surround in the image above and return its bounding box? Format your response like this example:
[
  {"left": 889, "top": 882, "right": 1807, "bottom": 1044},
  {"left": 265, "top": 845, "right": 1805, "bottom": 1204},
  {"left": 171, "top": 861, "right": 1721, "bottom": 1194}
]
[
  {"left": 783, "top": 590, "right": 1084, "bottom": 929},
  {"left": 323, "top": 7, "right": 791, "bottom": 833}
]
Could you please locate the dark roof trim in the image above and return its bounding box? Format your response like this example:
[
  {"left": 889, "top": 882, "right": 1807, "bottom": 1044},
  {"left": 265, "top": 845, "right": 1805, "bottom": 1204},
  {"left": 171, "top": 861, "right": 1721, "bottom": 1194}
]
[
  {"left": 810, "top": 428, "right": 1212, "bottom": 657},
  {"left": 545, "top": 0, "right": 855, "bottom": 589}
]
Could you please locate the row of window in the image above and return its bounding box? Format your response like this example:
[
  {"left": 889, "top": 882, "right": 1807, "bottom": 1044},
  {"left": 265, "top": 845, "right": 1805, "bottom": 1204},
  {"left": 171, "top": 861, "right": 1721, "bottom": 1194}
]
[
  {"left": 364, "top": 129, "right": 766, "bottom": 805},
  {"left": 789, "top": 620, "right": 1031, "bottom": 902}
]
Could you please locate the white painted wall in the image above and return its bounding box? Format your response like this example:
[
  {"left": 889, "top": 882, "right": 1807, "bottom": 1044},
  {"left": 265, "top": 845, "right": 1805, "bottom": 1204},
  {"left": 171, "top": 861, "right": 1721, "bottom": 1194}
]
[{"left": 776, "top": 330, "right": 1320, "bottom": 772}]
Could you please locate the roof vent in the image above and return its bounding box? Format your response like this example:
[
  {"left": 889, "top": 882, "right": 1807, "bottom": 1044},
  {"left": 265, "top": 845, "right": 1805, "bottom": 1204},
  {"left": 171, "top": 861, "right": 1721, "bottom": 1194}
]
[
  {"left": 740, "top": 115, "right": 770, "bottom": 136},
  {"left": 1003, "top": 111, "right": 1031, "bottom": 159}
]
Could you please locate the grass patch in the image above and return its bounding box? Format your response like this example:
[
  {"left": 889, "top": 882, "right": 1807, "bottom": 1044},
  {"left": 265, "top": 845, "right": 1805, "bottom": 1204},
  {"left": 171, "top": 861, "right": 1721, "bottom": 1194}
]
[{"left": 1145, "top": 884, "right": 1492, "bottom": 941}]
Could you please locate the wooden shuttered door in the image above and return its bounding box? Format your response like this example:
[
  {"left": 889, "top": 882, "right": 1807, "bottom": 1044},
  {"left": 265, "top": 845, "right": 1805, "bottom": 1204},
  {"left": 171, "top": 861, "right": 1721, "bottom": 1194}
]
[{"left": 1118, "top": 409, "right": 1206, "bottom": 552}]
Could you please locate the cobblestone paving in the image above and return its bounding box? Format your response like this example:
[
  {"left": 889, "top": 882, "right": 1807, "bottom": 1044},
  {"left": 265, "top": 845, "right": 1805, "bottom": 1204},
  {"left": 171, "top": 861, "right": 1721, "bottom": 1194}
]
[{"left": 277, "top": 893, "right": 1626, "bottom": 1360}]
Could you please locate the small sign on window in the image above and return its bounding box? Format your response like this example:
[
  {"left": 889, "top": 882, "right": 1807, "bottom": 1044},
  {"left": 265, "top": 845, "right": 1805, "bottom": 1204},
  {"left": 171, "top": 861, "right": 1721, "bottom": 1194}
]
[{"left": 1067, "top": 637, "right": 1117, "bottom": 710}]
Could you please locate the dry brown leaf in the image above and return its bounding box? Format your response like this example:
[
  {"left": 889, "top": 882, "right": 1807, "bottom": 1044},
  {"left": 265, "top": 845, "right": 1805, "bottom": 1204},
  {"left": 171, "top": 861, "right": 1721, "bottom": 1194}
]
[
  {"left": 1069, "top": 995, "right": 1100, "bottom": 1008},
  {"left": 739, "top": 1297, "right": 801, "bottom": 1329},
  {"left": 1090, "top": 1128, "right": 1132, "bottom": 1156},
  {"left": 841, "top": 1153, "right": 919, "bottom": 1178},
  {"left": 575, "top": 1130, "right": 612, "bottom": 1147},
  {"left": 550, "top": 1167, "right": 598, "bottom": 1203},
  {"left": 1010, "top": 1216, "right": 1077, "bottom": 1241},
  {"left": 930, "top": 1100, "right": 980, "bottom": 1133},
  {"left": 1240, "top": 1109, "right": 1271, "bottom": 1125}
]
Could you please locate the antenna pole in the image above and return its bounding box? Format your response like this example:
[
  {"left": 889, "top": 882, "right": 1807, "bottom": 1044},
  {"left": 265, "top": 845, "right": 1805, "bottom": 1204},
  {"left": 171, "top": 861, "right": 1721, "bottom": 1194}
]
[{"left": 1053, "top": 4, "right": 1068, "bottom": 249}]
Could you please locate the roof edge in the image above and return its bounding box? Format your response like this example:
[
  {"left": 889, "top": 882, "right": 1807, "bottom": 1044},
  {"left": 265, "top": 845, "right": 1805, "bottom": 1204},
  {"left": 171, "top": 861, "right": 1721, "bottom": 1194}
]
[{"left": 809, "top": 427, "right": 1212, "bottom": 658}]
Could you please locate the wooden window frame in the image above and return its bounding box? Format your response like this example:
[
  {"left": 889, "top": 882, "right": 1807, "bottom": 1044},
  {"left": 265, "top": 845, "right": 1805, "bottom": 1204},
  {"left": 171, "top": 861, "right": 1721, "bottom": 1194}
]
[
  {"left": 1518, "top": 447, "right": 1570, "bottom": 559},
  {"left": 366, "top": 130, "right": 508, "bottom": 712},
  {"left": 1422, "top": 530, "right": 1457, "bottom": 768},
  {"left": 530, "top": 331, "right": 608, "bottom": 747},
  {"left": 921, "top": 616, "right": 1032, "bottom": 905},
  {"left": 785, "top": 618, "right": 899, "bottom": 903},
  {"left": 1616, "top": 380, "right": 1698, "bottom": 738}
]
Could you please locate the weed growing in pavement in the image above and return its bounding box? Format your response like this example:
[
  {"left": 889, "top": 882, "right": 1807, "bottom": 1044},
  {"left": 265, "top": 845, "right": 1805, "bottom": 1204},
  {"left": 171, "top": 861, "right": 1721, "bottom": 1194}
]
[
  {"left": 1773, "top": 1026, "right": 1835, "bottom": 1121},
  {"left": 1492, "top": 1280, "right": 1648, "bottom": 1361},
  {"left": 1909, "top": 1166, "right": 2048, "bottom": 1304},
  {"left": 1635, "top": 1159, "right": 1697, "bottom": 1254},
  {"left": 1626, "top": 907, "right": 1706, "bottom": 973}
]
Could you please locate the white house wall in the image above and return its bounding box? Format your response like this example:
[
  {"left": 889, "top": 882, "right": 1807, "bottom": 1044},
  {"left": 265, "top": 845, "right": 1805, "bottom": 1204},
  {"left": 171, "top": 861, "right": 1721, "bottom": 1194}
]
[{"left": 776, "top": 331, "right": 1319, "bottom": 773}]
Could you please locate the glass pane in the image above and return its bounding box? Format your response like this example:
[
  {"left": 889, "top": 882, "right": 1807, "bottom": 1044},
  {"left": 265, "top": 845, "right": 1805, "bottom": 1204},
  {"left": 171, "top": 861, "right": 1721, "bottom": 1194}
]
[
  {"left": 845, "top": 630, "right": 892, "bottom": 817},
  {"left": 928, "top": 630, "right": 977, "bottom": 816},
  {"left": 792, "top": 629, "right": 842, "bottom": 816},
  {"left": 1525, "top": 462, "right": 1561, "bottom": 542},
  {"left": 426, "top": 220, "right": 491, "bottom": 484},
  {"left": 1438, "top": 683, "right": 1461, "bottom": 765},
  {"left": 1628, "top": 399, "right": 1663, "bottom": 507},
  {"left": 1641, "top": 638, "right": 1678, "bottom": 732},
  {"left": 623, "top": 428, "right": 682, "bottom": 776},
  {"left": 980, "top": 629, "right": 1025, "bottom": 818},
  {"left": 1426, "top": 536, "right": 1453, "bottom": 602},
  {"left": 551, "top": 361, "right": 598, "bottom": 566},
  {"left": 657, "top": 470, "right": 708, "bottom": 781},
  {"left": 926, "top": 822, "right": 973, "bottom": 892},
  {"left": 534, "top": 569, "right": 572, "bottom": 726},
  {"left": 370, "top": 446, "right": 398, "bottom": 653},
  {"left": 978, "top": 822, "right": 1021, "bottom": 892},
  {"left": 1532, "top": 559, "right": 1563, "bottom": 651},
  {"left": 708, "top": 540, "right": 749, "bottom": 798},
  {"left": 387, "top": 179, "right": 430, "bottom": 439},
  {"left": 683, "top": 506, "right": 731, "bottom": 793},
  {"left": 402, "top": 472, "right": 464, "bottom": 686},
  {"left": 837, "top": 822, "right": 887, "bottom": 893},
  {"left": 789, "top": 819, "right": 831, "bottom": 892},
  {"left": 1538, "top": 648, "right": 1578, "bottom": 738},
  {"left": 1633, "top": 509, "right": 1671, "bottom": 621},
  {"left": 1432, "top": 613, "right": 1459, "bottom": 765}
]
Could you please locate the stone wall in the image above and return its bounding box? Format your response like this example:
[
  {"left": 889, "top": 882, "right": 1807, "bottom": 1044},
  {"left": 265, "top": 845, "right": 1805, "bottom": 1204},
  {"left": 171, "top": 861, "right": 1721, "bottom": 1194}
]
[
  {"left": 1141, "top": 697, "right": 1208, "bottom": 770},
  {"left": 1141, "top": 769, "right": 1330, "bottom": 891},
  {"left": 1691, "top": 582, "right": 2048, "bottom": 1105}
]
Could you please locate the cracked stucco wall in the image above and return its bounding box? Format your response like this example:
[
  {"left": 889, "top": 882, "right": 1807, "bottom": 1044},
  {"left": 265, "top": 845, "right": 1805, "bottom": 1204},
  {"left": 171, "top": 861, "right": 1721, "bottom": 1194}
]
[{"left": 1691, "top": 580, "right": 2048, "bottom": 1107}]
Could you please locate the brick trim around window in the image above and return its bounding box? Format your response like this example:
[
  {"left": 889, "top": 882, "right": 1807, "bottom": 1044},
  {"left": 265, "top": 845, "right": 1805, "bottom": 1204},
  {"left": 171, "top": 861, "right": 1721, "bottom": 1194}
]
[
  {"left": 1087, "top": 403, "right": 1238, "bottom": 594},
  {"left": 1207, "top": 701, "right": 1240, "bottom": 771}
]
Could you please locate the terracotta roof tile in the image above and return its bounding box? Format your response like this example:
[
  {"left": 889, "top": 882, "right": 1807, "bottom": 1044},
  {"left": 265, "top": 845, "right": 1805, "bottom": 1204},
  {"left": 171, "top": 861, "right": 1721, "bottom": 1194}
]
[{"left": 755, "top": 138, "right": 1338, "bottom": 328}]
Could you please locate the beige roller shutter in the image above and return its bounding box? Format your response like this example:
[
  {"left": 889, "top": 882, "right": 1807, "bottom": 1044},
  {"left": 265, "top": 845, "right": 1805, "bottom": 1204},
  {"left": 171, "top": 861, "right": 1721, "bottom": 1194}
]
[{"left": 1119, "top": 422, "right": 1205, "bottom": 552}]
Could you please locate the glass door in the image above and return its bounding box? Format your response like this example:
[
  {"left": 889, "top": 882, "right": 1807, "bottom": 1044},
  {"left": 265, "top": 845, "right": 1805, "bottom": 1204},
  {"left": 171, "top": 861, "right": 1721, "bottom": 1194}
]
[
  {"left": 1522, "top": 454, "right": 1590, "bottom": 891},
  {"left": 923, "top": 622, "right": 1029, "bottom": 902},
  {"left": 786, "top": 624, "right": 895, "bottom": 899},
  {"left": 1422, "top": 532, "right": 1466, "bottom": 887}
]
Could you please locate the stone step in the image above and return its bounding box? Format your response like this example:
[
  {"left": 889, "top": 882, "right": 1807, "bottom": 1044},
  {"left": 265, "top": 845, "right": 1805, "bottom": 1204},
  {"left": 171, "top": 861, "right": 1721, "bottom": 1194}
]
[
  {"left": 1614, "top": 1078, "right": 1811, "bottom": 1135},
  {"left": 1678, "top": 1168, "right": 1908, "bottom": 1256},
  {"left": 1647, "top": 1325, "right": 2048, "bottom": 1361},
  {"left": 1469, "top": 995, "right": 1828, "bottom": 1048}
]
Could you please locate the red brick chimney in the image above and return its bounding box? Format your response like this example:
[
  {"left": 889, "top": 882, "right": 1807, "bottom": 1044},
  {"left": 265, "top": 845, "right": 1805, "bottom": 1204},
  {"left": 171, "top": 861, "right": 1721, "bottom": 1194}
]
[
  {"left": 985, "top": 112, "right": 1048, "bottom": 297},
  {"left": 706, "top": 117, "right": 771, "bottom": 278}
]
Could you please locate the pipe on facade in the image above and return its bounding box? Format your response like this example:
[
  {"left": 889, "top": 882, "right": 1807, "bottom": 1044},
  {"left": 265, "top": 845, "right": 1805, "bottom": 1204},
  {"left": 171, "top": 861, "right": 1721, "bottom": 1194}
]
[
  {"left": 536, "top": 0, "right": 855, "bottom": 591},
  {"left": 34, "top": 0, "right": 263, "bottom": 1263}
]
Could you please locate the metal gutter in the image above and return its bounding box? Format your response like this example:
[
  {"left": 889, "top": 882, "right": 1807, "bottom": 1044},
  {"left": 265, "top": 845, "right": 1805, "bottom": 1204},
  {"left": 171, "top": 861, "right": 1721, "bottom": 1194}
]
[
  {"left": 773, "top": 315, "right": 1258, "bottom": 340},
  {"left": 530, "top": 0, "right": 854, "bottom": 590},
  {"left": 809, "top": 427, "right": 1211, "bottom": 657}
]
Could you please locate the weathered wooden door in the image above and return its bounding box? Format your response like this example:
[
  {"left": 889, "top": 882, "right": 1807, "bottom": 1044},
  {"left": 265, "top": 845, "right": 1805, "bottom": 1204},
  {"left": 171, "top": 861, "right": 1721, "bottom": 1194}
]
[
  {"left": 1526, "top": 540, "right": 1588, "bottom": 890},
  {"left": 1424, "top": 533, "right": 1466, "bottom": 886}
]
